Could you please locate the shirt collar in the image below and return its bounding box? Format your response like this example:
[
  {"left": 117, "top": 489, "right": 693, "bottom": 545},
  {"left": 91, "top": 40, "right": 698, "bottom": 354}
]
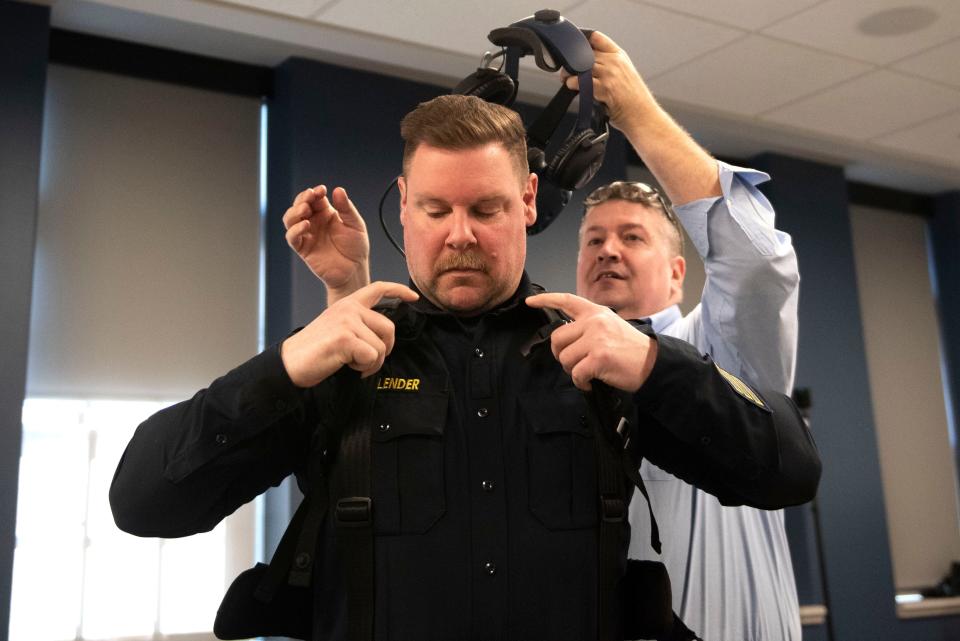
[
  {"left": 645, "top": 304, "right": 681, "bottom": 333},
  {"left": 407, "top": 271, "right": 535, "bottom": 319}
]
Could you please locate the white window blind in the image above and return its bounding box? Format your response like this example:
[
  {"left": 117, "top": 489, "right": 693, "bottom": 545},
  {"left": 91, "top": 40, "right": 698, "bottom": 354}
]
[
  {"left": 28, "top": 64, "right": 261, "bottom": 399},
  {"left": 850, "top": 205, "right": 960, "bottom": 590}
]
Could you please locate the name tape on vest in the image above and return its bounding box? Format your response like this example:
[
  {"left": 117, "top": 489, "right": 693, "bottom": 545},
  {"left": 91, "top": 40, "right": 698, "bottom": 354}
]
[{"left": 376, "top": 377, "right": 421, "bottom": 391}]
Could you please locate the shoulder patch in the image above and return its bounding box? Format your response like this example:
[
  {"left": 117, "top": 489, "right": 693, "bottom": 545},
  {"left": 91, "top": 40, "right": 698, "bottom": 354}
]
[{"left": 715, "top": 364, "right": 765, "bottom": 409}]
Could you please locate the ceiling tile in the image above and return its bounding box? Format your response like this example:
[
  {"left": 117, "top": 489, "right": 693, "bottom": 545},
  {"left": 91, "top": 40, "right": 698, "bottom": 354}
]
[
  {"left": 640, "top": 0, "right": 824, "bottom": 31},
  {"left": 314, "top": 0, "right": 555, "bottom": 57},
  {"left": 762, "top": 70, "right": 960, "bottom": 140},
  {"left": 218, "top": 0, "right": 328, "bottom": 19},
  {"left": 894, "top": 38, "right": 960, "bottom": 89},
  {"left": 762, "top": 0, "right": 960, "bottom": 65},
  {"left": 874, "top": 109, "right": 960, "bottom": 168},
  {"left": 649, "top": 35, "right": 871, "bottom": 116},
  {"left": 565, "top": 0, "right": 744, "bottom": 77}
]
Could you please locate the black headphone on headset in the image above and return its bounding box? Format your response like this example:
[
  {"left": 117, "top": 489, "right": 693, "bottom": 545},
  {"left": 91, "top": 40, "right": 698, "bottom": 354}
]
[
  {"left": 453, "top": 9, "right": 610, "bottom": 234},
  {"left": 378, "top": 10, "right": 609, "bottom": 252}
]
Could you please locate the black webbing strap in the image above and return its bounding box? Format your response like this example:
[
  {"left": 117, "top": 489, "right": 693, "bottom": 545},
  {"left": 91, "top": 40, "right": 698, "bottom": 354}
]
[
  {"left": 526, "top": 85, "right": 579, "bottom": 150},
  {"left": 288, "top": 467, "right": 331, "bottom": 588},
  {"left": 588, "top": 386, "right": 628, "bottom": 641},
  {"left": 254, "top": 462, "right": 329, "bottom": 602},
  {"left": 590, "top": 384, "right": 662, "bottom": 554},
  {"left": 587, "top": 381, "right": 664, "bottom": 641},
  {"left": 333, "top": 410, "right": 374, "bottom": 641}
]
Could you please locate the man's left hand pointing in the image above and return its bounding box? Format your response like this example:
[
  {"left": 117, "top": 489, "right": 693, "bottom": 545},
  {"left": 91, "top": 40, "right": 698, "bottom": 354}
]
[{"left": 526, "top": 292, "right": 658, "bottom": 392}]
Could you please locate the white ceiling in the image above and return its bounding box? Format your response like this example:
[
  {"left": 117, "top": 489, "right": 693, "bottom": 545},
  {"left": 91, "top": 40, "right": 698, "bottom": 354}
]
[{"left": 34, "top": 0, "right": 960, "bottom": 194}]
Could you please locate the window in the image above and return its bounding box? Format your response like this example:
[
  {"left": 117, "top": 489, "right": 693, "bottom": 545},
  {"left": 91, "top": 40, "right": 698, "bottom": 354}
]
[
  {"left": 12, "top": 63, "right": 262, "bottom": 641},
  {"left": 10, "top": 398, "right": 242, "bottom": 641}
]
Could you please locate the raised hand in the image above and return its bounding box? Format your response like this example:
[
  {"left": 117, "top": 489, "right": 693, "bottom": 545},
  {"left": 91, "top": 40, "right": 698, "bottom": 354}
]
[
  {"left": 562, "top": 30, "right": 655, "bottom": 135},
  {"left": 283, "top": 185, "right": 371, "bottom": 300},
  {"left": 525, "top": 292, "right": 657, "bottom": 392},
  {"left": 281, "top": 281, "right": 418, "bottom": 387}
]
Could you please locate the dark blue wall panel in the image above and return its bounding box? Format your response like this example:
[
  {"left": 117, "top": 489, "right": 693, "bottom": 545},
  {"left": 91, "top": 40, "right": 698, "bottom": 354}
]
[
  {"left": 0, "top": 2, "right": 50, "bottom": 640},
  {"left": 930, "top": 192, "right": 960, "bottom": 473},
  {"left": 784, "top": 503, "right": 826, "bottom": 605}
]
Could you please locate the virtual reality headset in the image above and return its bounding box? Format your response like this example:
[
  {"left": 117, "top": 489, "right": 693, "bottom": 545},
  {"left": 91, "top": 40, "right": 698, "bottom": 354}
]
[{"left": 453, "top": 9, "right": 610, "bottom": 235}]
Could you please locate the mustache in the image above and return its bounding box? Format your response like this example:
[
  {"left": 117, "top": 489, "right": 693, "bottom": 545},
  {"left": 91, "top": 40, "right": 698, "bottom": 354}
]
[{"left": 434, "top": 251, "right": 488, "bottom": 274}]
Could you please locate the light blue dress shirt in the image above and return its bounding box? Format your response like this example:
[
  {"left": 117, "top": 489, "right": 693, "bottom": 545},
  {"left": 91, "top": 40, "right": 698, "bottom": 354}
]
[{"left": 629, "top": 161, "right": 802, "bottom": 641}]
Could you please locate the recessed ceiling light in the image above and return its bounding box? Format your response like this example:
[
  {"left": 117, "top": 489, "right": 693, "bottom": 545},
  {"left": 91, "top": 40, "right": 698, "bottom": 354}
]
[{"left": 857, "top": 6, "right": 939, "bottom": 36}]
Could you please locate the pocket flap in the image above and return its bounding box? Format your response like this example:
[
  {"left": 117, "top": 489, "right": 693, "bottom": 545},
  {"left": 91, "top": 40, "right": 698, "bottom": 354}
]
[
  {"left": 520, "top": 389, "right": 591, "bottom": 437},
  {"left": 372, "top": 391, "right": 448, "bottom": 442}
]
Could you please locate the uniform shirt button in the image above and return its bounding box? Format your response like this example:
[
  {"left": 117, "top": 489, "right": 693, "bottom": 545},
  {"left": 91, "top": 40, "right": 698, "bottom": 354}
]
[
  {"left": 700, "top": 436, "right": 711, "bottom": 446},
  {"left": 484, "top": 561, "right": 497, "bottom": 576},
  {"left": 481, "top": 480, "right": 495, "bottom": 492},
  {"left": 215, "top": 433, "right": 228, "bottom": 445},
  {"left": 294, "top": 552, "right": 311, "bottom": 569},
  {"left": 477, "top": 407, "right": 489, "bottom": 418},
  {"left": 474, "top": 347, "right": 485, "bottom": 358}
]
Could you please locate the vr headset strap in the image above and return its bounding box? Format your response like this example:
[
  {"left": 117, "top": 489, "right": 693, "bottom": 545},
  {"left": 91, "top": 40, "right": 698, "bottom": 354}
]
[{"left": 526, "top": 85, "right": 579, "bottom": 150}]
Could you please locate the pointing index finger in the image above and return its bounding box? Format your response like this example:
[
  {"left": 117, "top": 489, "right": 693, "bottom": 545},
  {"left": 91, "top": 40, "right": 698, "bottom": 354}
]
[
  {"left": 352, "top": 281, "right": 419, "bottom": 309},
  {"left": 525, "top": 292, "right": 594, "bottom": 320}
]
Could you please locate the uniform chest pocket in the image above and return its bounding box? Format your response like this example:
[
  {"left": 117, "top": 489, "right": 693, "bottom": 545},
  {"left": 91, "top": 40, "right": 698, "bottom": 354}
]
[
  {"left": 371, "top": 391, "right": 448, "bottom": 535},
  {"left": 520, "top": 390, "right": 598, "bottom": 530}
]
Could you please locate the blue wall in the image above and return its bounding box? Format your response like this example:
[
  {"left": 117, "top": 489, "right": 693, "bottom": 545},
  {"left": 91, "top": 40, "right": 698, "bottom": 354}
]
[
  {"left": 930, "top": 192, "right": 960, "bottom": 473},
  {"left": 0, "top": 3, "right": 49, "bottom": 640}
]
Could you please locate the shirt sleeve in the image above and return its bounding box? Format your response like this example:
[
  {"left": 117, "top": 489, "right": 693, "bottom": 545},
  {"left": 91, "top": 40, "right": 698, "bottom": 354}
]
[
  {"left": 671, "top": 160, "right": 800, "bottom": 394},
  {"left": 109, "top": 342, "right": 319, "bottom": 538},
  {"left": 630, "top": 328, "right": 820, "bottom": 509}
]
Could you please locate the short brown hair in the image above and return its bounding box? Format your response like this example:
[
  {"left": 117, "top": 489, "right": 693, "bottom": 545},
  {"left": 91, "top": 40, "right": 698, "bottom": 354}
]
[
  {"left": 400, "top": 94, "right": 528, "bottom": 183},
  {"left": 582, "top": 181, "right": 684, "bottom": 256}
]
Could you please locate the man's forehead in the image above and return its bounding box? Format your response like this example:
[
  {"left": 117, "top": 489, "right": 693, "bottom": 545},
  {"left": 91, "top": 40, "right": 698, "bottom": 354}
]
[
  {"left": 583, "top": 201, "right": 663, "bottom": 228},
  {"left": 405, "top": 142, "right": 528, "bottom": 187}
]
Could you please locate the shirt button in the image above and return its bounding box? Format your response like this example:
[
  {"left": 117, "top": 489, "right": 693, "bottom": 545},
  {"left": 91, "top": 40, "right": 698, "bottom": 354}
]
[
  {"left": 474, "top": 347, "right": 485, "bottom": 358},
  {"left": 484, "top": 561, "right": 497, "bottom": 576},
  {"left": 294, "top": 552, "right": 311, "bottom": 569},
  {"left": 477, "top": 407, "right": 489, "bottom": 418},
  {"left": 215, "top": 433, "right": 228, "bottom": 445},
  {"left": 481, "top": 480, "right": 495, "bottom": 492},
  {"left": 700, "top": 436, "right": 711, "bottom": 446}
]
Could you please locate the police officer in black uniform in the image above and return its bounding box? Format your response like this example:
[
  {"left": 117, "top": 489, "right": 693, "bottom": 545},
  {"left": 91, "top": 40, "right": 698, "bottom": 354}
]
[{"left": 110, "top": 94, "right": 820, "bottom": 641}]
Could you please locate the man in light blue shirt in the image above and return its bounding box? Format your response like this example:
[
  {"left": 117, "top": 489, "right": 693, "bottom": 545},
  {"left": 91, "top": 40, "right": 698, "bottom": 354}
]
[{"left": 573, "top": 32, "right": 801, "bottom": 641}]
